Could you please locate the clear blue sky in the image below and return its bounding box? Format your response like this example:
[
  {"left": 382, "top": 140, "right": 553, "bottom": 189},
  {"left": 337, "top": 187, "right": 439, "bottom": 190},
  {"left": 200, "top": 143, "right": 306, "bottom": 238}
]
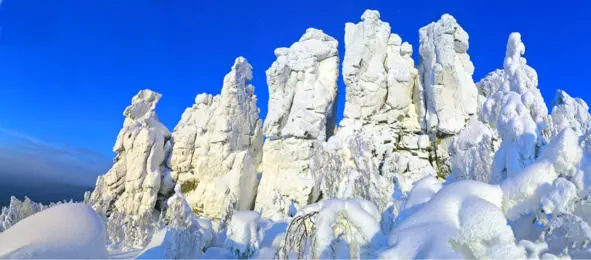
[{"left": 0, "top": 0, "right": 589, "bottom": 160}]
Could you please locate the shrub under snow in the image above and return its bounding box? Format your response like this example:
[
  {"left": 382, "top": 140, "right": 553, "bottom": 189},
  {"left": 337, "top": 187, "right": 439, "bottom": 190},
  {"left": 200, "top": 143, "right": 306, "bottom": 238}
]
[
  {"left": 277, "top": 199, "right": 382, "bottom": 259},
  {"left": 225, "top": 211, "right": 263, "bottom": 258}
]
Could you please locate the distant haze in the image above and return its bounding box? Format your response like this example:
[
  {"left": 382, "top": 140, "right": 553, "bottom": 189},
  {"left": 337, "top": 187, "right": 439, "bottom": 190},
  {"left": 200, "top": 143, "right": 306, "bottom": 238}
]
[{"left": 0, "top": 128, "right": 110, "bottom": 207}]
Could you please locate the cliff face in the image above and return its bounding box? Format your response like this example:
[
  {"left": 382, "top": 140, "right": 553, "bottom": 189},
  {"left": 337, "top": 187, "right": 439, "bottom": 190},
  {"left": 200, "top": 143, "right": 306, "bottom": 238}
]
[
  {"left": 88, "top": 89, "right": 172, "bottom": 216},
  {"left": 89, "top": 10, "right": 481, "bottom": 220},
  {"left": 255, "top": 28, "right": 340, "bottom": 219},
  {"left": 168, "top": 57, "right": 263, "bottom": 220}
]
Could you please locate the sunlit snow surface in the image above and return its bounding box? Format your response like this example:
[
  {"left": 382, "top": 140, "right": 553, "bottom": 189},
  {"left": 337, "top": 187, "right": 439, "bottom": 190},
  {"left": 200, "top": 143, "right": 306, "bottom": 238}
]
[{"left": 0, "top": 203, "right": 107, "bottom": 258}]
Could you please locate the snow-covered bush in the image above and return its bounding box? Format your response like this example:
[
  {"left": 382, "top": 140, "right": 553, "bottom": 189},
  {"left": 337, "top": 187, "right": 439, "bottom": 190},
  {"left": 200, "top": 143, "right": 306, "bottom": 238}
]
[
  {"left": 276, "top": 199, "right": 382, "bottom": 259},
  {"left": 225, "top": 211, "right": 262, "bottom": 258}
]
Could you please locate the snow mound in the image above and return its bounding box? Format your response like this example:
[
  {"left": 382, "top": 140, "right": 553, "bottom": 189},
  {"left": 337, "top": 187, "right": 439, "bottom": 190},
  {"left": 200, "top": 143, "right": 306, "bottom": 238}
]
[
  {"left": 0, "top": 203, "right": 107, "bottom": 258},
  {"left": 383, "top": 181, "right": 524, "bottom": 259}
]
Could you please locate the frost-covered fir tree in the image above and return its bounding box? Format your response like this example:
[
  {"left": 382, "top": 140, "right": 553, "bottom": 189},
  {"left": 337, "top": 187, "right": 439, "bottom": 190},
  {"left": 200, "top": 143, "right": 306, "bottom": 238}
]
[{"left": 160, "top": 184, "right": 205, "bottom": 259}]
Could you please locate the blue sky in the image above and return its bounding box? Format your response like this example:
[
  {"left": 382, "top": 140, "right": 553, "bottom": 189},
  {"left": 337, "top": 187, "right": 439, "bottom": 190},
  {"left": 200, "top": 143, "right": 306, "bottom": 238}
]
[{"left": 0, "top": 0, "right": 589, "bottom": 177}]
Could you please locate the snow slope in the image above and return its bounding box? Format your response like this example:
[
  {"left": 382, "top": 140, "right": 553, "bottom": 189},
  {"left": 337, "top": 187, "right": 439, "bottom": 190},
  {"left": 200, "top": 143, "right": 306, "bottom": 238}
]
[{"left": 0, "top": 203, "right": 107, "bottom": 258}]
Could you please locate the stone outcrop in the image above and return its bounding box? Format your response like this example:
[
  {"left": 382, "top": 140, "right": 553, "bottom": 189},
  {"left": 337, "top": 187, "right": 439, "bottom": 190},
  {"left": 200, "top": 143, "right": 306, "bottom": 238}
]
[
  {"left": 168, "top": 57, "right": 263, "bottom": 220},
  {"left": 295, "top": 12, "right": 484, "bottom": 224},
  {"left": 419, "top": 14, "right": 478, "bottom": 135},
  {"left": 88, "top": 89, "right": 172, "bottom": 216},
  {"left": 336, "top": 10, "right": 429, "bottom": 193},
  {"left": 254, "top": 28, "right": 339, "bottom": 219}
]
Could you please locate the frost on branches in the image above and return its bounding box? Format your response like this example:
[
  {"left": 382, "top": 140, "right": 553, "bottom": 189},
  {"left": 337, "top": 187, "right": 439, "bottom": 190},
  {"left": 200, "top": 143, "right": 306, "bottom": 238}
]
[{"left": 276, "top": 199, "right": 381, "bottom": 259}]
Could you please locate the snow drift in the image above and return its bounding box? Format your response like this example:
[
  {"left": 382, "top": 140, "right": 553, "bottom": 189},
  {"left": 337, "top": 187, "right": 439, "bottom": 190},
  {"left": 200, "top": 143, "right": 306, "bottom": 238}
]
[{"left": 0, "top": 203, "right": 107, "bottom": 258}]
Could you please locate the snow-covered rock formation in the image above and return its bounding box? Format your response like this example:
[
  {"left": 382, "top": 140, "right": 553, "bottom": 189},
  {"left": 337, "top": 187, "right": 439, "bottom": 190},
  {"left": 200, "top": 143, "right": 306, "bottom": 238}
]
[
  {"left": 169, "top": 57, "right": 263, "bottom": 220},
  {"left": 419, "top": 14, "right": 478, "bottom": 135},
  {"left": 310, "top": 12, "right": 478, "bottom": 224},
  {"left": 341, "top": 10, "right": 421, "bottom": 123},
  {"left": 88, "top": 89, "right": 172, "bottom": 216},
  {"left": 329, "top": 10, "right": 429, "bottom": 203},
  {"left": 255, "top": 28, "right": 339, "bottom": 219}
]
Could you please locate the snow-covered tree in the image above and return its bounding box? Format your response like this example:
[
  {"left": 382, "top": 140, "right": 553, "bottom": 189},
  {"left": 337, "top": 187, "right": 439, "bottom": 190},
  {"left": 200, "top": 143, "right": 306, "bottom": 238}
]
[
  {"left": 105, "top": 209, "right": 156, "bottom": 250},
  {"left": 0, "top": 196, "right": 54, "bottom": 232},
  {"left": 159, "top": 184, "right": 207, "bottom": 259}
]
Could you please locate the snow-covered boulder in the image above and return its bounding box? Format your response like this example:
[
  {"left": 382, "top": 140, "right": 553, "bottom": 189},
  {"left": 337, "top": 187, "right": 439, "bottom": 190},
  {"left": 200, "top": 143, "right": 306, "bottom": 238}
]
[
  {"left": 255, "top": 28, "right": 339, "bottom": 219},
  {"left": 482, "top": 33, "right": 549, "bottom": 182},
  {"left": 419, "top": 14, "right": 477, "bottom": 135},
  {"left": 169, "top": 57, "right": 263, "bottom": 220},
  {"left": 88, "top": 89, "right": 172, "bottom": 216},
  {"left": 0, "top": 203, "right": 108, "bottom": 258}
]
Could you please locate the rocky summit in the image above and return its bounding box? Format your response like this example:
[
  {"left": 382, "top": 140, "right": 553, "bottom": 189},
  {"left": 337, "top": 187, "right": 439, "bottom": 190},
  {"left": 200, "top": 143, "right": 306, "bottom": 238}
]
[
  {"left": 75, "top": 9, "right": 591, "bottom": 259},
  {"left": 86, "top": 10, "right": 557, "bottom": 221}
]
